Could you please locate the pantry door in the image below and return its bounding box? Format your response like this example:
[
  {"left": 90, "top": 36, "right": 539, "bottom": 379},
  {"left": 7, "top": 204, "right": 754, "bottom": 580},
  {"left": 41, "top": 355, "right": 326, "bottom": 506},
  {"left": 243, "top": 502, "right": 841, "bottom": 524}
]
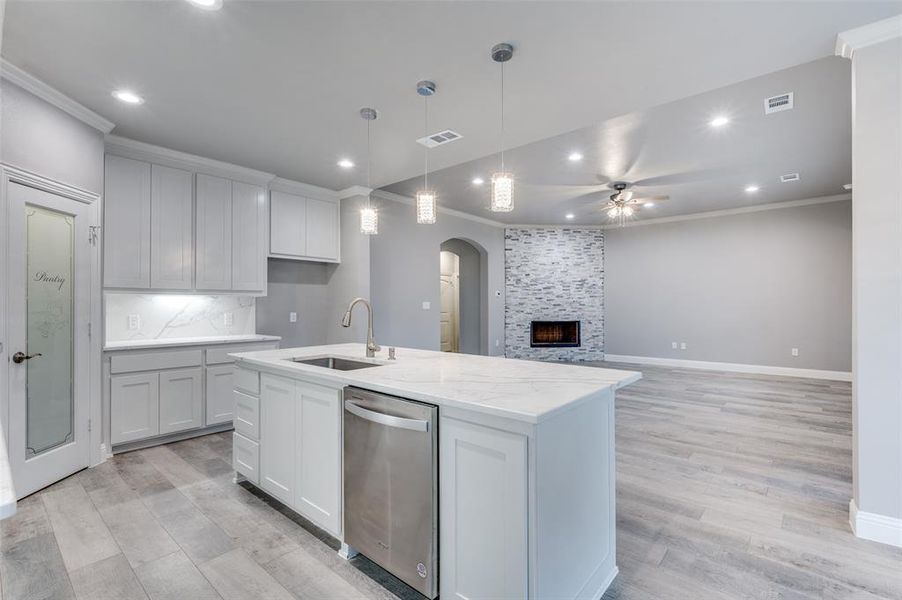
[{"left": 7, "top": 180, "right": 92, "bottom": 497}]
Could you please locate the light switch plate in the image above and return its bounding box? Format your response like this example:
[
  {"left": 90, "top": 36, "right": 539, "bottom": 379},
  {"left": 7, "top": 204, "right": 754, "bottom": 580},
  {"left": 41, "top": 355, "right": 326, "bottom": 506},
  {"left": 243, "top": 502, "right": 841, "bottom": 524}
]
[
  {"left": 224, "top": 312, "right": 234, "bottom": 327},
  {"left": 289, "top": 312, "right": 297, "bottom": 323},
  {"left": 680, "top": 342, "right": 687, "bottom": 350},
  {"left": 422, "top": 301, "right": 431, "bottom": 310},
  {"left": 791, "top": 347, "right": 799, "bottom": 356}
]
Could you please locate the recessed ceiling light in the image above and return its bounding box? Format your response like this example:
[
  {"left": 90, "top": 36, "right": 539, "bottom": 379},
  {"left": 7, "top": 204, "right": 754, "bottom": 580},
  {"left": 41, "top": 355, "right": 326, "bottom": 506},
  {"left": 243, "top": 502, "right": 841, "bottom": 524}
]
[
  {"left": 710, "top": 115, "right": 730, "bottom": 128},
  {"left": 744, "top": 185, "right": 759, "bottom": 193},
  {"left": 568, "top": 152, "right": 583, "bottom": 162},
  {"left": 565, "top": 213, "right": 575, "bottom": 220},
  {"left": 643, "top": 202, "right": 655, "bottom": 208},
  {"left": 112, "top": 90, "right": 144, "bottom": 105},
  {"left": 472, "top": 177, "right": 484, "bottom": 186},
  {"left": 185, "top": 0, "right": 223, "bottom": 10},
  {"left": 337, "top": 159, "right": 354, "bottom": 169}
]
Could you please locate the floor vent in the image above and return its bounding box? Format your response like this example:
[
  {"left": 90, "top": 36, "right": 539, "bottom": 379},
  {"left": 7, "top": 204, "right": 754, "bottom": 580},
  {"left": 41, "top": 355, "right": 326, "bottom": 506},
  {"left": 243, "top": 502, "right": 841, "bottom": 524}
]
[
  {"left": 765, "top": 92, "right": 794, "bottom": 114},
  {"left": 780, "top": 172, "right": 801, "bottom": 183},
  {"left": 417, "top": 130, "right": 463, "bottom": 148}
]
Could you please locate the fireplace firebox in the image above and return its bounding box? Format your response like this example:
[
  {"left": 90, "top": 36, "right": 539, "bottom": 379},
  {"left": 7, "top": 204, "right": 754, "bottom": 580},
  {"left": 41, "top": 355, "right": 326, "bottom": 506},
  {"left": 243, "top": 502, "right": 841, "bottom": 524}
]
[{"left": 530, "top": 320, "right": 581, "bottom": 348}]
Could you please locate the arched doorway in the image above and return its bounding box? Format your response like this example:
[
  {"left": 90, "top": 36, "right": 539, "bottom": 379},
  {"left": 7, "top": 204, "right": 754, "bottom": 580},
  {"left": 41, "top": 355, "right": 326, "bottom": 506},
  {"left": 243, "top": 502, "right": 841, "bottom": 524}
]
[{"left": 440, "top": 238, "right": 486, "bottom": 354}]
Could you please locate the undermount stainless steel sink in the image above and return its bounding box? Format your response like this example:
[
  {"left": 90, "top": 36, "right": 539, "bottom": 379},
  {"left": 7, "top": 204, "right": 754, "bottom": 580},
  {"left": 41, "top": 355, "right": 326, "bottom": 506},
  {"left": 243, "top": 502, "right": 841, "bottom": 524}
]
[{"left": 289, "top": 356, "right": 381, "bottom": 371}]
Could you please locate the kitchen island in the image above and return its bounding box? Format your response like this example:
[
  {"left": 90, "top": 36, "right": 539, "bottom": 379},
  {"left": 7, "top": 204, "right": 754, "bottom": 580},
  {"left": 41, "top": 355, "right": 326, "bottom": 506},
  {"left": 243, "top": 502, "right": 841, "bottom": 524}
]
[{"left": 230, "top": 343, "right": 639, "bottom": 599}]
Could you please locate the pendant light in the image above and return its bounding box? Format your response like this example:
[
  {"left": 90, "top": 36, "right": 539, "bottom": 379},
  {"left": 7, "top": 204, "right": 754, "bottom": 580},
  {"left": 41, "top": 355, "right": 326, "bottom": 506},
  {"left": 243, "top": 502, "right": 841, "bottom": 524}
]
[
  {"left": 359, "top": 107, "right": 378, "bottom": 235},
  {"left": 415, "top": 80, "right": 437, "bottom": 224},
  {"left": 490, "top": 43, "right": 514, "bottom": 212}
]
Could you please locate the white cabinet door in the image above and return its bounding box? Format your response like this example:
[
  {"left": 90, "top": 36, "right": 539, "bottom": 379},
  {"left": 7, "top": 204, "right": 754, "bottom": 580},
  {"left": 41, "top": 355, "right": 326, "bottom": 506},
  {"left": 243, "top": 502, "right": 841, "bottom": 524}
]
[
  {"left": 231, "top": 181, "right": 266, "bottom": 292},
  {"left": 159, "top": 367, "right": 203, "bottom": 435},
  {"left": 151, "top": 164, "right": 194, "bottom": 289},
  {"left": 270, "top": 190, "right": 306, "bottom": 257},
  {"left": 260, "top": 374, "right": 296, "bottom": 504},
  {"left": 305, "top": 198, "right": 338, "bottom": 260},
  {"left": 104, "top": 155, "right": 151, "bottom": 288},
  {"left": 440, "top": 418, "right": 528, "bottom": 600},
  {"left": 205, "top": 364, "right": 234, "bottom": 426},
  {"left": 295, "top": 382, "right": 342, "bottom": 536},
  {"left": 111, "top": 372, "right": 159, "bottom": 444},
  {"left": 195, "top": 174, "right": 232, "bottom": 290}
]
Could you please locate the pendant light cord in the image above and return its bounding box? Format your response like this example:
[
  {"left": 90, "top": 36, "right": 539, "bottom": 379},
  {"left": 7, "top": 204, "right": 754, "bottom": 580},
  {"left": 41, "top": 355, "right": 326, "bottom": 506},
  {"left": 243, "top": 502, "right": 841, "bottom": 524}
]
[
  {"left": 424, "top": 95, "right": 429, "bottom": 190},
  {"left": 366, "top": 116, "right": 372, "bottom": 208},
  {"left": 500, "top": 60, "right": 505, "bottom": 173}
]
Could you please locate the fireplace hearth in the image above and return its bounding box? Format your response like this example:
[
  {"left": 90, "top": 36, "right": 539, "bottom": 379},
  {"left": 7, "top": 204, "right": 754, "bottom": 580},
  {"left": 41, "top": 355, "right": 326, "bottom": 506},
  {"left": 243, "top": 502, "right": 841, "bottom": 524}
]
[{"left": 530, "top": 320, "right": 581, "bottom": 348}]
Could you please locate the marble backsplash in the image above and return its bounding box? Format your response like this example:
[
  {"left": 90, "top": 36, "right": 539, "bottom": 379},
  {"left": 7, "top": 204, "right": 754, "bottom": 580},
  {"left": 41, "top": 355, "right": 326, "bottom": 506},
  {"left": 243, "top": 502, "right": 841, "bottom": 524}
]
[{"left": 105, "top": 293, "right": 256, "bottom": 342}]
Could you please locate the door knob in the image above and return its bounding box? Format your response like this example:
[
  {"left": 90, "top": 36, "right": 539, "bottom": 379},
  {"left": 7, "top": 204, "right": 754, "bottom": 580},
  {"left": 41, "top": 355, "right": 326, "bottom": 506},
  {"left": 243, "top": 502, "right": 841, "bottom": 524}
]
[{"left": 12, "top": 352, "right": 42, "bottom": 364}]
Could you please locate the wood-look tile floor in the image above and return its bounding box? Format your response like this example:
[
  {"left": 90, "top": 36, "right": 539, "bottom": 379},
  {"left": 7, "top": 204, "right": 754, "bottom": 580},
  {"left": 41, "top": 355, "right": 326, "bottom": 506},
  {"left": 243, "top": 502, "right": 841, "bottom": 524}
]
[{"left": 2, "top": 363, "right": 900, "bottom": 600}]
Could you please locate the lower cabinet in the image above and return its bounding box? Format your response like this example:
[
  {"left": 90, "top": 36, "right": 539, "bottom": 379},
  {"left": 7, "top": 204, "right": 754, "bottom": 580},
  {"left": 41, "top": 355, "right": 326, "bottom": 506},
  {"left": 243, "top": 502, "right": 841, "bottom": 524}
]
[
  {"left": 111, "top": 372, "right": 160, "bottom": 444},
  {"left": 257, "top": 373, "right": 342, "bottom": 536},
  {"left": 205, "top": 364, "right": 235, "bottom": 425},
  {"left": 440, "top": 418, "right": 528, "bottom": 600},
  {"left": 159, "top": 368, "right": 203, "bottom": 435}
]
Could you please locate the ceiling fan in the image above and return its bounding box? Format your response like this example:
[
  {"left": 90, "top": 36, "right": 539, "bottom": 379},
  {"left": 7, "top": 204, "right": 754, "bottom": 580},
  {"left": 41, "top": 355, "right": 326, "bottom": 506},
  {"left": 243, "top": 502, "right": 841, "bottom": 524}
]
[{"left": 603, "top": 182, "right": 669, "bottom": 226}]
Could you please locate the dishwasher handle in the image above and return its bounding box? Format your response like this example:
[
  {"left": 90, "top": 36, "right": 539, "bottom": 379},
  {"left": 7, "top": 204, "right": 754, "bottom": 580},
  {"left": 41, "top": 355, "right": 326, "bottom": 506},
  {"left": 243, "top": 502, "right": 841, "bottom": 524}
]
[{"left": 345, "top": 400, "right": 430, "bottom": 432}]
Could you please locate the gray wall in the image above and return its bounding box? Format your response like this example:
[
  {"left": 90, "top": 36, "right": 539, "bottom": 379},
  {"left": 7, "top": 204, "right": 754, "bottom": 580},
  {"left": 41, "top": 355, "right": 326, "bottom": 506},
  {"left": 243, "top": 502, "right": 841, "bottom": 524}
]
[
  {"left": 326, "top": 195, "right": 372, "bottom": 345},
  {"left": 850, "top": 37, "right": 902, "bottom": 523},
  {"left": 369, "top": 198, "right": 505, "bottom": 355},
  {"left": 605, "top": 200, "right": 852, "bottom": 371},
  {"left": 255, "top": 259, "right": 333, "bottom": 347},
  {"left": 0, "top": 79, "right": 104, "bottom": 194},
  {"left": 440, "top": 238, "right": 483, "bottom": 355}
]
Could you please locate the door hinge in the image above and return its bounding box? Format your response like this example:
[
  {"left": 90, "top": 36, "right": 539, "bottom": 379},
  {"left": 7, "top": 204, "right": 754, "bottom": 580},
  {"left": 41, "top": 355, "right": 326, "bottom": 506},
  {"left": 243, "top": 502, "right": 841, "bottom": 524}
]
[
  {"left": 88, "top": 419, "right": 92, "bottom": 433},
  {"left": 89, "top": 225, "right": 100, "bottom": 246},
  {"left": 88, "top": 322, "right": 92, "bottom": 338}
]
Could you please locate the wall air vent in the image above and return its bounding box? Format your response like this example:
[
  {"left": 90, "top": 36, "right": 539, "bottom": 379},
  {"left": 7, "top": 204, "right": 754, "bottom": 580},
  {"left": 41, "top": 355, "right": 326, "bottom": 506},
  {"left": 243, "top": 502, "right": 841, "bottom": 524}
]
[
  {"left": 780, "top": 172, "right": 801, "bottom": 183},
  {"left": 765, "top": 92, "right": 794, "bottom": 114},
  {"left": 416, "top": 129, "right": 463, "bottom": 148}
]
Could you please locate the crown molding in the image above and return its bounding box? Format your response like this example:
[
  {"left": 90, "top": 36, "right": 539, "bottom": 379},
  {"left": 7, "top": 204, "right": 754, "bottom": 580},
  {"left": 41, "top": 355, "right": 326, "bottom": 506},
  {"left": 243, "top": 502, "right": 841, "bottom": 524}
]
[
  {"left": 373, "top": 189, "right": 506, "bottom": 228},
  {"left": 836, "top": 14, "right": 902, "bottom": 59},
  {"left": 599, "top": 193, "right": 851, "bottom": 230},
  {"left": 1, "top": 59, "right": 115, "bottom": 133},
  {"left": 105, "top": 135, "right": 275, "bottom": 185},
  {"left": 338, "top": 185, "right": 372, "bottom": 199},
  {"left": 270, "top": 177, "right": 338, "bottom": 202}
]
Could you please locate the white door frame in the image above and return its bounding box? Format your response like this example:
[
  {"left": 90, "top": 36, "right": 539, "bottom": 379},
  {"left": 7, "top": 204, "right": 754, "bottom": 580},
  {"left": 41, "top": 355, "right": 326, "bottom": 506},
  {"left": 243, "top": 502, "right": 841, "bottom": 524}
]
[{"left": 1, "top": 164, "right": 104, "bottom": 494}]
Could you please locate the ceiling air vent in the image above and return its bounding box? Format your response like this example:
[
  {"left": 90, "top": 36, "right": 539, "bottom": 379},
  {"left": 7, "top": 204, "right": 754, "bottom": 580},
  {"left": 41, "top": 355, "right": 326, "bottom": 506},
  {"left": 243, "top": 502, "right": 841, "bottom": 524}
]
[
  {"left": 417, "top": 129, "right": 463, "bottom": 148},
  {"left": 780, "top": 172, "right": 800, "bottom": 183},
  {"left": 765, "top": 92, "right": 794, "bottom": 114}
]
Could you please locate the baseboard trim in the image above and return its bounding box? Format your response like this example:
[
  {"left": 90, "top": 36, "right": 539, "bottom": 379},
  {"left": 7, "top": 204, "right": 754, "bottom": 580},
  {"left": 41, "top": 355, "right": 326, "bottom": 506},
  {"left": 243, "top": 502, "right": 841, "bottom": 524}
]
[
  {"left": 603, "top": 354, "right": 852, "bottom": 382},
  {"left": 850, "top": 499, "right": 902, "bottom": 548}
]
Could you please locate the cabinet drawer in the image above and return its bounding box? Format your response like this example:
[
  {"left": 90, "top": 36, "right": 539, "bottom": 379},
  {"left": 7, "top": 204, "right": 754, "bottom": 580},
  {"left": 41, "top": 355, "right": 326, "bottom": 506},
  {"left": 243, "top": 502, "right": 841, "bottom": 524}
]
[
  {"left": 235, "top": 366, "right": 260, "bottom": 395},
  {"left": 233, "top": 432, "right": 260, "bottom": 485},
  {"left": 111, "top": 349, "right": 203, "bottom": 374},
  {"left": 234, "top": 390, "right": 260, "bottom": 440},
  {"left": 206, "top": 342, "right": 278, "bottom": 365}
]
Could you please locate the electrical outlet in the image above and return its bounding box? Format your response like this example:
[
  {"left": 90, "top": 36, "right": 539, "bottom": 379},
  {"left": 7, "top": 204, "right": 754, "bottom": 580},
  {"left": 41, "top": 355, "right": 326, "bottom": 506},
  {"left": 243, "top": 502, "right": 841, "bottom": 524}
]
[
  {"left": 289, "top": 312, "right": 297, "bottom": 323},
  {"left": 128, "top": 314, "right": 141, "bottom": 330},
  {"left": 495, "top": 339, "right": 500, "bottom": 347},
  {"left": 224, "top": 312, "right": 234, "bottom": 327},
  {"left": 671, "top": 342, "right": 678, "bottom": 349},
  {"left": 791, "top": 348, "right": 799, "bottom": 357},
  {"left": 680, "top": 342, "right": 687, "bottom": 350},
  {"left": 422, "top": 301, "right": 431, "bottom": 310}
]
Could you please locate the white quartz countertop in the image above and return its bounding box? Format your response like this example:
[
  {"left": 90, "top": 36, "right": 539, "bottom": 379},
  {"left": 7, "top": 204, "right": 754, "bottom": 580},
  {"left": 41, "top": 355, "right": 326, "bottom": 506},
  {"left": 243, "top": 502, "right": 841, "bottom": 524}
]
[
  {"left": 0, "top": 424, "right": 15, "bottom": 520},
  {"left": 231, "top": 343, "right": 641, "bottom": 424},
  {"left": 104, "top": 334, "right": 281, "bottom": 351}
]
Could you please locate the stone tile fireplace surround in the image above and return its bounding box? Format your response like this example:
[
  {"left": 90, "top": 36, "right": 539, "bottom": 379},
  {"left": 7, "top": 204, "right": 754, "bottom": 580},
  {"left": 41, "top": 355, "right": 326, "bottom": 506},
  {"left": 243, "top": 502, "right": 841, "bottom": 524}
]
[{"left": 504, "top": 228, "right": 605, "bottom": 361}]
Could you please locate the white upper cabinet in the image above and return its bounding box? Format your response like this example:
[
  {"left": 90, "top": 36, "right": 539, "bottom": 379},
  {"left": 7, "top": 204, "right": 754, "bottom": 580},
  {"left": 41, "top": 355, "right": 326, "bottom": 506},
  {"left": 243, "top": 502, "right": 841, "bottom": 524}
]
[
  {"left": 270, "top": 190, "right": 307, "bottom": 257},
  {"left": 268, "top": 189, "right": 339, "bottom": 263},
  {"left": 195, "top": 174, "right": 233, "bottom": 290},
  {"left": 150, "top": 164, "right": 194, "bottom": 290},
  {"left": 104, "top": 155, "right": 151, "bottom": 288},
  {"left": 231, "top": 181, "right": 267, "bottom": 292}
]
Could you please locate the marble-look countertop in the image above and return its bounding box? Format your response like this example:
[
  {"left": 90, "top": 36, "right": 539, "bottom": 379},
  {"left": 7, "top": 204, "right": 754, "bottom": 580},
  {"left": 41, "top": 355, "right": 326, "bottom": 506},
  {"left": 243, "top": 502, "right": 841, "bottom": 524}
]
[
  {"left": 0, "top": 424, "right": 15, "bottom": 520},
  {"left": 231, "top": 343, "right": 641, "bottom": 424},
  {"left": 104, "top": 334, "right": 281, "bottom": 351}
]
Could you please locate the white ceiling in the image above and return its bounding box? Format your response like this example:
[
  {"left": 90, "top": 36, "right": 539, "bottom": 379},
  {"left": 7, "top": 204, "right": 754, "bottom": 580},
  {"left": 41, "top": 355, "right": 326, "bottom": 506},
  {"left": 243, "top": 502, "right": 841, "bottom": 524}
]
[
  {"left": 3, "top": 1, "right": 899, "bottom": 197},
  {"left": 383, "top": 56, "right": 854, "bottom": 224}
]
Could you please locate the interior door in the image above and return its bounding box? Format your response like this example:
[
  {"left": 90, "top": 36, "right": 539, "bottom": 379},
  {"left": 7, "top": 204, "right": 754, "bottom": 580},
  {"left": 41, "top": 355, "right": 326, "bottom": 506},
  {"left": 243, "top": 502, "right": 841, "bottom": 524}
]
[
  {"left": 440, "top": 251, "right": 460, "bottom": 353},
  {"left": 7, "top": 182, "right": 91, "bottom": 497}
]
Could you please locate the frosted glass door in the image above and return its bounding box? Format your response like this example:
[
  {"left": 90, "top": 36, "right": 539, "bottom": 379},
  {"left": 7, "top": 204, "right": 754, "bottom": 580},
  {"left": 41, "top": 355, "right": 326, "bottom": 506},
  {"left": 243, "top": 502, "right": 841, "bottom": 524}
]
[{"left": 25, "top": 206, "right": 75, "bottom": 456}]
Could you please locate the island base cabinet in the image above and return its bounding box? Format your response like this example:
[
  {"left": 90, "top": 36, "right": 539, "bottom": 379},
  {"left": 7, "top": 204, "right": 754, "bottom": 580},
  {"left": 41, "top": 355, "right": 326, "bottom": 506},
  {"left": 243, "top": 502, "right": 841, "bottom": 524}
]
[
  {"left": 260, "top": 374, "right": 296, "bottom": 505},
  {"left": 440, "top": 418, "right": 528, "bottom": 600}
]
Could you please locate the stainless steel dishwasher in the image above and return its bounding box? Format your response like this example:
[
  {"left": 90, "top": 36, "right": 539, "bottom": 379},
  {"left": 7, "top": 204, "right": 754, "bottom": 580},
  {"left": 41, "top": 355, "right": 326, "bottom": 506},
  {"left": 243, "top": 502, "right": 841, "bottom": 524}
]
[{"left": 343, "top": 387, "right": 438, "bottom": 598}]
